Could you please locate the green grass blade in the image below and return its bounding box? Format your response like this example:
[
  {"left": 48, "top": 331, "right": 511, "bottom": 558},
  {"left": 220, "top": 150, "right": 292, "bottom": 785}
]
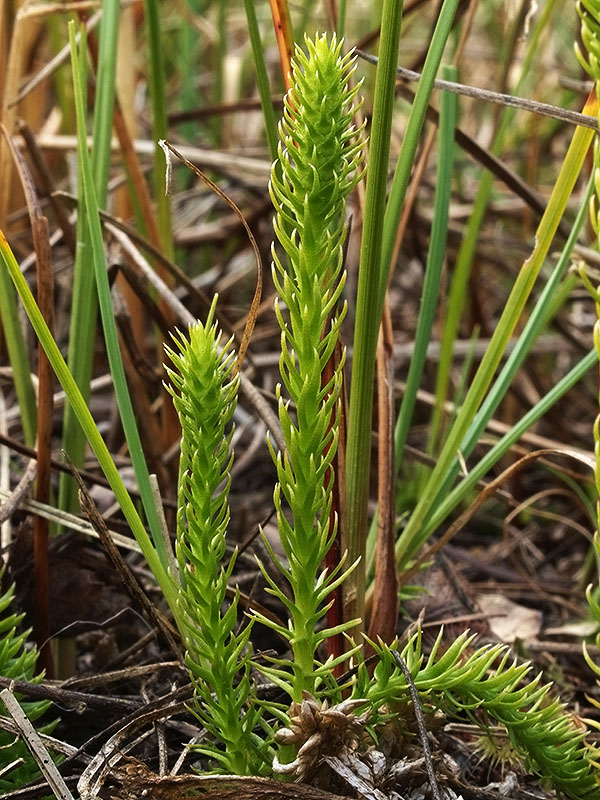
[
  {"left": 244, "top": 0, "right": 279, "bottom": 161},
  {"left": 337, "top": 0, "right": 348, "bottom": 39},
  {"left": 377, "top": 0, "right": 460, "bottom": 312},
  {"left": 214, "top": 0, "right": 227, "bottom": 143},
  {"left": 59, "top": 0, "right": 121, "bottom": 513},
  {"left": 144, "top": 0, "right": 174, "bottom": 256},
  {"left": 177, "top": 0, "right": 207, "bottom": 143},
  {"left": 0, "top": 228, "right": 177, "bottom": 615},
  {"left": 395, "top": 113, "right": 597, "bottom": 568},
  {"left": 421, "top": 347, "right": 598, "bottom": 542},
  {"left": 69, "top": 21, "right": 169, "bottom": 570},
  {"left": 422, "top": 174, "right": 595, "bottom": 524},
  {"left": 0, "top": 268, "right": 36, "bottom": 447},
  {"left": 393, "top": 64, "right": 457, "bottom": 471},
  {"left": 428, "top": 0, "right": 561, "bottom": 453},
  {"left": 91, "top": 2, "right": 120, "bottom": 194},
  {"left": 365, "top": 61, "right": 457, "bottom": 573},
  {"left": 344, "top": 0, "right": 459, "bottom": 627},
  {"left": 343, "top": 0, "right": 404, "bottom": 630}
]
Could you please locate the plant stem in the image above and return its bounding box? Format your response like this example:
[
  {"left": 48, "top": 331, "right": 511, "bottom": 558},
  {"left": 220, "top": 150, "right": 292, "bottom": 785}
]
[{"left": 342, "top": 0, "right": 404, "bottom": 635}]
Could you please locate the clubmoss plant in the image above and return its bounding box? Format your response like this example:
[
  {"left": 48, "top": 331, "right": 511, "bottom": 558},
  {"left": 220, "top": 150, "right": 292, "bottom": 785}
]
[
  {"left": 250, "top": 33, "right": 365, "bottom": 703},
  {"left": 165, "top": 299, "right": 266, "bottom": 775},
  {"left": 4, "top": 22, "right": 599, "bottom": 794},
  {"left": 358, "top": 632, "right": 600, "bottom": 800},
  {"left": 0, "top": 575, "right": 55, "bottom": 793},
  {"left": 166, "top": 34, "right": 600, "bottom": 792}
]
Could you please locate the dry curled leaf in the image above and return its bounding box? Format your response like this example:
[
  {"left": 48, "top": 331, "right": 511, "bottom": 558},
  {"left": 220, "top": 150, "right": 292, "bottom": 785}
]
[{"left": 477, "top": 593, "right": 542, "bottom": 643}]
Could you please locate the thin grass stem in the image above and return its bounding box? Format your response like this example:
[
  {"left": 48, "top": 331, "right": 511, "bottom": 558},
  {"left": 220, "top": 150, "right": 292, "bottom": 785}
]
[
  {"left": 421, "top": 174, "right": 595, "bottom": 530},
  {"left": 144, "top": 0, "right": 174, "bottom": 256},
  {"left": 244, "top": 0, "right": 279, "bottom": 161},
  {"left": 69, "top": 22, "right": 170, "bottom": 570},
  {"left": 343, "top": 0, "right": 404, "bottom": 633},
  {"left": 59, "top": 0, "right": 121, "bottom": 513},
  {"left": 426, "top": 0, "right": 561, "bottom": 457},
  {"left": 395, "top": 98, "right": 598, "bottom": 568}
]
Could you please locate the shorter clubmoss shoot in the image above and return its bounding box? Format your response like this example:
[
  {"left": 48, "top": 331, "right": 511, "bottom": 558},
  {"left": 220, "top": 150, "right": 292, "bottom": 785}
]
[{"left": 165, "top": 299, "right": 264, "bottom": 775}]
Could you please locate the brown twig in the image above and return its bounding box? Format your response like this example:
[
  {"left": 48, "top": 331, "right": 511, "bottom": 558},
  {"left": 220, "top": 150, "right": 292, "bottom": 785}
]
[
  {"left": 115, "top": 763, "right": 353, "bottom": 800},
  {"left": 0, "top": 675, "right": 141, "bottom": 712},
  {"left": 158, "top": 139, "right": 263, "bottom": 376},
  {"left": 3, "top": 123, "right": 55, "bottom": 677},
  {"left": 0, "top": 432, "right": 178, "bottom": 510},
  {"left": 268, "top": 0, "right": 295, "bottom": 90},
  {"left": 0, "top": 458, "right": 37, "bottom": 524},
  {"left": 357, "top": 50, "right": 600, "bottom": 132},
  {"left": 367, "top": 301, "right": 398, "bottom": 645},
  {"left": 17, "top": 121, "right": 77, "bottom": 255}
]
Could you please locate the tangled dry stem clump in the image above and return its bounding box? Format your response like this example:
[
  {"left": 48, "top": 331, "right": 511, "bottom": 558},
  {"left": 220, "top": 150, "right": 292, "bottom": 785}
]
[{"left": 273, "top": 693, "right": 370, "bottom": 780}]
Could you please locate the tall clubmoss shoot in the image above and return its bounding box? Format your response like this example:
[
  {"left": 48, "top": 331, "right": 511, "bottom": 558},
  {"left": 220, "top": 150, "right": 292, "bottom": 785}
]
[{"left": 251, "top": 33, "right": 365, "bottom": 703}]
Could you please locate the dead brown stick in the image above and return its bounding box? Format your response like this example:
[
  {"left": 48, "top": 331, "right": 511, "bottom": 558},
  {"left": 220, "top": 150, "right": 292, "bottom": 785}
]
[
  {"left": 2, "top": 124, "right": 55, "bottom": 677},
  {"left": 367, "top": 300, "right": 398, "bottom": 645}
]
